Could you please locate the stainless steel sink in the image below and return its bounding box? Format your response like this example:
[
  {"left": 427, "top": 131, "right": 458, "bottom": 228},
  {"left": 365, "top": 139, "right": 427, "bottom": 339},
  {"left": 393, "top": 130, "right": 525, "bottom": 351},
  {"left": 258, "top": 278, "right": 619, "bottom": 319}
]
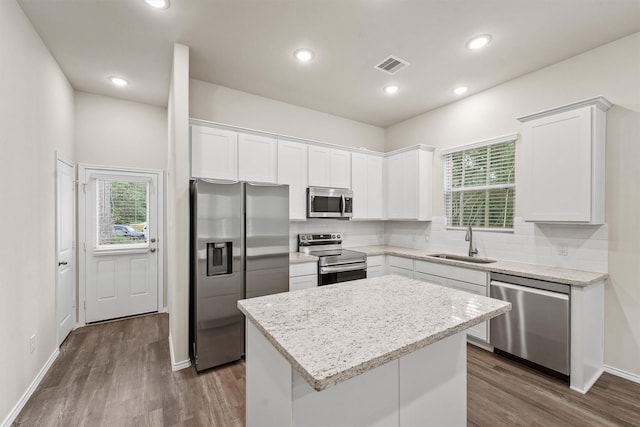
[{"left": 427, "top": 253, "right": 497, "bottom": 264}]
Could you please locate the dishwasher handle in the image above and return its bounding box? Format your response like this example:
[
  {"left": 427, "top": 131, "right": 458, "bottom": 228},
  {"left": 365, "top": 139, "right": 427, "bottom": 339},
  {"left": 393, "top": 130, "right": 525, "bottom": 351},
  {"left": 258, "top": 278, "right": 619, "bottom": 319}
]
[{"left": 491, "top": 280, "right": 569, "bottom": 301}]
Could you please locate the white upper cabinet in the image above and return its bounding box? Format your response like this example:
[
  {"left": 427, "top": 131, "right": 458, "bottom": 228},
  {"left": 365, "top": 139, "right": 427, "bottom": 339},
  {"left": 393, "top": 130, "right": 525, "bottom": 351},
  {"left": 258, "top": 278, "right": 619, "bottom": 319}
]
[
  {"left": 308, "top": 145, "right": 351, "bottom": 188},
  {"left": 352, "top": 152, "right": 383, "bottom": 219},
  {"left": 277, "top": 139, "right": 308, "bottom": 221},
  {"left": 386, "top": 146, "right": 433, "bottom": 220},
  {"left": 518, "top": 96, "right": 611, "bottom": 224},
  {"left": 329, "top": 148, "right": 351, "bottom": 188},
  {"left": 191, "top": 125, "right": 238, "bottom": 180},
  {"left": 238, "top": 133, "right": 277, "bottom": 183}
]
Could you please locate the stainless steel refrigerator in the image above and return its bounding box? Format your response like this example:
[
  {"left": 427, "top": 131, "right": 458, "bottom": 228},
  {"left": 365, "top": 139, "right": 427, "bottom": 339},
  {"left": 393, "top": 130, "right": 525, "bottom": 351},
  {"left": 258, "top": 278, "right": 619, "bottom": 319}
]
[{"left": 189, "top": 179, "right": 289, "bottom": 371}]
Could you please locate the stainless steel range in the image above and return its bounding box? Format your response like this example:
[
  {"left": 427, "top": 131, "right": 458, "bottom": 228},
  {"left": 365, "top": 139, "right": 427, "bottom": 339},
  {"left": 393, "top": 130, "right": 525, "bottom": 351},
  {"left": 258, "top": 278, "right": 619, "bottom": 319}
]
[{"left": 298, "top": 233, "right": 367, "bottom": 286}]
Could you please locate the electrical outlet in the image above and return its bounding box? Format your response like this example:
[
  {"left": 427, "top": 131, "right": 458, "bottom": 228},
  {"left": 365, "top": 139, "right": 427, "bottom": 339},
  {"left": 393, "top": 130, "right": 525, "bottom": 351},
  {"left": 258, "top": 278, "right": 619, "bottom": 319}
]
[
  {"left": 29, "top": 334, "right": 36, "bottom": 354},
  {"left": 558, "top": 243, "right": 569, "bottom": 257}
]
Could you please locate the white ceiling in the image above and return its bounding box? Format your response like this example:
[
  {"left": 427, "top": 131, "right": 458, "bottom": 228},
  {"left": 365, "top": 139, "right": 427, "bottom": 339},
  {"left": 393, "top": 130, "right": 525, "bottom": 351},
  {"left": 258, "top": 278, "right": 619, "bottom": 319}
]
[{"left": 18, "top": 0, "right": 640, "bottom": 127}]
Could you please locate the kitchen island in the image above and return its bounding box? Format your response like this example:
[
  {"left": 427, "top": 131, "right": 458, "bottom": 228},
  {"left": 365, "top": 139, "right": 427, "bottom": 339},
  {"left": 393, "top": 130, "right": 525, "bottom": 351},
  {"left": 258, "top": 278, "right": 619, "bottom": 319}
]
[{"left": 237, "top": 274, "right": 511, "bottom": 427}]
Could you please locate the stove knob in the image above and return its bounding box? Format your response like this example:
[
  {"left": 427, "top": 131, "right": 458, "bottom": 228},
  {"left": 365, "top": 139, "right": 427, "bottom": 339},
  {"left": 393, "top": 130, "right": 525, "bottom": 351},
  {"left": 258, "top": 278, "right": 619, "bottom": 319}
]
[
  {"left": 331, "top": 234, "right": 336, "bottom": 239},
  {"left": 337, "top": 234, "right": 341, "bottom": 239}
]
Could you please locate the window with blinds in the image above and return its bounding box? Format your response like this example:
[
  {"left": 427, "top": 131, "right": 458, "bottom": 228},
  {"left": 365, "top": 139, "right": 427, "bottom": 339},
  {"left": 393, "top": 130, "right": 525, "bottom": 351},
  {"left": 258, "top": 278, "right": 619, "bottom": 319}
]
[{"left": 444, "top": 138, "right": 516, "bottom": 230}]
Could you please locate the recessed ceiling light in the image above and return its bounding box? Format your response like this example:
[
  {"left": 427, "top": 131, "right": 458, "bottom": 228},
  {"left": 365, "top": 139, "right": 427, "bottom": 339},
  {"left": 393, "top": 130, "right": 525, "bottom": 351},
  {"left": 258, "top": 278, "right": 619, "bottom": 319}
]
[
  {"left": 384, "top": 85, "right": 399, "bottom": 95},
  {"left": 294, "top": 48, "right": 314, "bottom": 63},
  {"left": 109, "top": 76, "right": 129, "bottom": 87},
  {"left": 466, "top": 34, "right": 492, "bottom": 50},
  {"left": 453, "top": 85, "right": 468, "bottom": 95},
  {"left": 144, "top": 0, "right": 170, "bottom": 9}
]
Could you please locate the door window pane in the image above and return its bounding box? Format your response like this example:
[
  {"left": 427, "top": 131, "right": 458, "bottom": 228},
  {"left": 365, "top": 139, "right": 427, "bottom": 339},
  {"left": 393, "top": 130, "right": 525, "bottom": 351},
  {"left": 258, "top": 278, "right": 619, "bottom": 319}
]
[{"left": 96, "top": 180, "right": 148, "bottom": 245}]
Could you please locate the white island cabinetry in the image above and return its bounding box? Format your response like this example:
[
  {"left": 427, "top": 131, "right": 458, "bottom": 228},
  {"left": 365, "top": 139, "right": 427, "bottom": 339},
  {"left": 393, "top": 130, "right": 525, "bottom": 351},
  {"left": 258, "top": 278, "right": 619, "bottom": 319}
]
[{"left": 239, "top": 276, "right": 510, "bottom": 427}]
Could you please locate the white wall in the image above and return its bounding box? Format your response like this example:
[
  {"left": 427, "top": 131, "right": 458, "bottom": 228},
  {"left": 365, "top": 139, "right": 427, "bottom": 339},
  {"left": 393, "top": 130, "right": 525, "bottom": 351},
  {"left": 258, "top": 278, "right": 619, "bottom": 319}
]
[
  {"left": 190, "top": 79, "right": 385, "bottom": 151},
  {"left": 167, "top": 43, "right": 191, "bottom": 368},
  {"left": 75, "top": 91, "right": 167, "bottom": 170},
  {"left": 0, "top": 0, "right": 75, "bottom": 423},
  {"left": 385, "top": 33, "right": 640, "bottom": 377}
]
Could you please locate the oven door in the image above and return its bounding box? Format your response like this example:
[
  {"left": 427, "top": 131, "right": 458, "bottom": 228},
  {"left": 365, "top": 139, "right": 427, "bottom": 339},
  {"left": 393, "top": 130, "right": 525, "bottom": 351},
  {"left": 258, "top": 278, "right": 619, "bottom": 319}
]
[{"left": 318, "top": 263, "right": 367, "bottom": 286}]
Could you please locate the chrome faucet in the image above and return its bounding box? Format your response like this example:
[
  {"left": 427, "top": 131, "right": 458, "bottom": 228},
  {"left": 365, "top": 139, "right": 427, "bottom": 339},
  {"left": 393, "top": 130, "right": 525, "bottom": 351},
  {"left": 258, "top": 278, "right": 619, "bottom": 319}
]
[{"left": 465, "top": 226, "right": 478, "bottom": 257}]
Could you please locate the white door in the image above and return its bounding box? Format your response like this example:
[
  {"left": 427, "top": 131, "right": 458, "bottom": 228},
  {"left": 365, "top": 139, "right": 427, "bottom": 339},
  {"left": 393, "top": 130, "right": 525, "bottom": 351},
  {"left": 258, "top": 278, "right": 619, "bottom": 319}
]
[
  {"left": 56, "top": 154, "right": 76, "bottom": 345},
  {"left": 80, "top": 167, "right": 161, "bottom": 323}
]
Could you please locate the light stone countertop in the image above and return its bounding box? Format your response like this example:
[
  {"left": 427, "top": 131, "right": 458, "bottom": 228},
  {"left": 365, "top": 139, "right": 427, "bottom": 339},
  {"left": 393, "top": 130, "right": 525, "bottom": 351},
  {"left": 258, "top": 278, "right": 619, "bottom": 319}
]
[
  {"left": 238, "top": 274, "right": 511, "bottom": 391},
  {"left": 289, "top": 252, "right": 318, "bottom": 264},
  {"left": 352, "top": 245, "right": 608, "bottom": 287}
]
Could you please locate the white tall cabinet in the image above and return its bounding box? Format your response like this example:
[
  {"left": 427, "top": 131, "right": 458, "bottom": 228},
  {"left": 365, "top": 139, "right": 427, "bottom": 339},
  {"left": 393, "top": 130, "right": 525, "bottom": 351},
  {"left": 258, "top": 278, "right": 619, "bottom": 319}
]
[
  {"left": 351, "top": 152, "right": 383, "bottom": 219},
  {"left": 386, "top": 146, "right": 433, "bottom": 220},
  {"left": 518, "top": 96, "right": 611, "bottom": 223},
  {"left": 278, "top": 140, "right": 308, "bottom": 221},
  {"left": 191, "top": 125, "right": 238, "bottom": 180}
]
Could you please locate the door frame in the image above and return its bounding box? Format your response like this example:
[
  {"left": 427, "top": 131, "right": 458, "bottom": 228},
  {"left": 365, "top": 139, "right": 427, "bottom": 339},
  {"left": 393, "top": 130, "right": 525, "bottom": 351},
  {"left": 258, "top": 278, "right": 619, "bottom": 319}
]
[
  {"left": 55, "top": 152, "right": 76, "bottom": 344},
  {"left": 78, "top": 164, "right": 164, "bottom": 325}
]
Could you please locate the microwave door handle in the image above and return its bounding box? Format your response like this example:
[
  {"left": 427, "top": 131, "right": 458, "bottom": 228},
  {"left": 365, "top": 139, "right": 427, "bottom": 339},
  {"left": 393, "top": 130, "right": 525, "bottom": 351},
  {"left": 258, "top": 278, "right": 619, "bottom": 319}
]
[{"left": 341, "top": 194, "right": 345, "bottom": 216}]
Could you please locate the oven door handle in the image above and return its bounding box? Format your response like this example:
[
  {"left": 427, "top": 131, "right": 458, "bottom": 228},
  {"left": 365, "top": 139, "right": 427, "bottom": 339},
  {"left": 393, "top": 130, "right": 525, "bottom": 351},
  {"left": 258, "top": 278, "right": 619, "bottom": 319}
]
[{"left": 320, "top": 262, "right": 367, "bottom": 274}]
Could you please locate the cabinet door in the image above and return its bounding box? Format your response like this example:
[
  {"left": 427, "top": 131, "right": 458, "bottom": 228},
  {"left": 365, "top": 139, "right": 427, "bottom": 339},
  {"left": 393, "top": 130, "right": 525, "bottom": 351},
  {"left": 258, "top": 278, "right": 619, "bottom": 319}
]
[
  {"left": 351, "top": 153, "right": 368, "bottom": 218},
  {"left": 352, "top": 152, "right": 383, "bottom": 219},
  {"left": 308, "top": 146, "right": 331, "bottom": 187},
  {"left": 278, "top": 140, "right": 308, "bottom": 220},
  {"left": 238, "top": 133, "right": 277, "bottom": 183},
  {"left": 387, "top": 151, "right": 417, "bottom": 219},
  {"left": 367, "top": 155, "right": 383, "bottom": 218},
  {"left": 444, "top": 278, "right": 488, "bottom": 341},
  {"left": 191, "top": 125, "right": 238, "bottom": 180},
  {"left": 330, "top": 148, "right": 351, "bottom": 189},
  {"left": 289, "top": 275, "right": 317, "bottom": 291},
  {"left": 522, "top": 107, "right": 592, "bottom": 222}
]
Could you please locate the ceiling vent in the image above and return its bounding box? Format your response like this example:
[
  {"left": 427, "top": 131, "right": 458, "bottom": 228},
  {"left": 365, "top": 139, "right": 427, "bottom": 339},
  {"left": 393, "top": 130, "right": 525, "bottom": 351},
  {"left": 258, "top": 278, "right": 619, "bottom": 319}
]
[{"left": 374, "top": 55, "right": 410, "bottom": 75}]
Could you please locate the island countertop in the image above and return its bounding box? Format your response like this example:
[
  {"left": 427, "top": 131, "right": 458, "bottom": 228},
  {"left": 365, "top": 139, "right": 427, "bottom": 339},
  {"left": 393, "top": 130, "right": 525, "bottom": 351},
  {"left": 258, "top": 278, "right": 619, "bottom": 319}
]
[{"left": 238, "top": 274, "right": 511, "bottom": 391}]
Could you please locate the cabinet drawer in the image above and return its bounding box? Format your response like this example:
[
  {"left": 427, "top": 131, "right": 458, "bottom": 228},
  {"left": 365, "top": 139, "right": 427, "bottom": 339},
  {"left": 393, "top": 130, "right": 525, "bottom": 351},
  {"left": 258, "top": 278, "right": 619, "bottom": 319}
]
[
  {"left": 414, "top": 271, "right": 447, "bottom": 287},
  {"left": 367, "top": 255, "right": 385, "bottom": 267},
  {"left": 414, "top": 260, "right": 487, "bottom": 286},
  {"left": 290, "top": 262, "right": 317, "bottom": 277},
  {"left": 289, "top": 275, "right": 317, "bottom": 291},
  {"left": 367, "top": 265, "right": 385, "bottom": 278},
  {"left": 388, "top": 266, "right": 414, "bottom": 279},
  {"left": 445, "top": 278, "right": 486, "bottom": 296},
  {"left": 388, "top": 255, "right": 414, "bottom": 270}
]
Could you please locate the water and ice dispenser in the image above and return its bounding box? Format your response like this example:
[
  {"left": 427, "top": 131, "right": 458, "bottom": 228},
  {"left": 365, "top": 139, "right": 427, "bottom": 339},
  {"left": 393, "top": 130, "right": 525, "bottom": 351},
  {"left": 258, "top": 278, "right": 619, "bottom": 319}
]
[{"left": 207, "top": 242, "right": 232, "bottom": 276}]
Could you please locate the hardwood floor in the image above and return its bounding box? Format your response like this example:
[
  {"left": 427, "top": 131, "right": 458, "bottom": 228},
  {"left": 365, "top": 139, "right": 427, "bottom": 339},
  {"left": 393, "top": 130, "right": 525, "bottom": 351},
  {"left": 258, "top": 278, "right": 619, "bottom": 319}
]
[{"left": 14, "top": 313, "right": 640, "bottom": 426}]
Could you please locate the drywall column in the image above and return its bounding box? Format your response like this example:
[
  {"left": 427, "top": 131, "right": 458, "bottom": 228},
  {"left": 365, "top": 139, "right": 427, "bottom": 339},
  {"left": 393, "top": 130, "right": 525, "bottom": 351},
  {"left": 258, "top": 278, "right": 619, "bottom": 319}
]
[{"left": 167, "top": 43, "right": 190, "bottom": 369}]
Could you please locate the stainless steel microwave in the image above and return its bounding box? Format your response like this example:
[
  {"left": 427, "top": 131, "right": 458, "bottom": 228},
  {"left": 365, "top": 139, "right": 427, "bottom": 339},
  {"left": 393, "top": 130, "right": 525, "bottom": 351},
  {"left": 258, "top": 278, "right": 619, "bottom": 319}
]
[{"left": 307, "top": 187, "right": 353, "bottom": 219}]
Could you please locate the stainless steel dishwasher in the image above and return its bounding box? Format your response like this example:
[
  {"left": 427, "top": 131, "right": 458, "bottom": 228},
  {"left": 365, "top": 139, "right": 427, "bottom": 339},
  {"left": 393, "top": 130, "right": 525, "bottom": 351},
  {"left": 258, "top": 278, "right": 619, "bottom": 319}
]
[{"left": 490, "top": 272, "right": 570, "bottom": 379}]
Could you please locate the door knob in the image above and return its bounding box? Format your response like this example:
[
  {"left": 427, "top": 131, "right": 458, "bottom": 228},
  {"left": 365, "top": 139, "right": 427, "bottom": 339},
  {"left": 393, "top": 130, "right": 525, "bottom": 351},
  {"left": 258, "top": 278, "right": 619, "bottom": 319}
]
[
  {"left": 150, "top": 238, "right": 156, "bottom": 243},
  {"left": 150, "top": 248, "right": 156, "bottom": 253},
  {"left": 58, "top": 261, "right": 68, "bottom": 266}
]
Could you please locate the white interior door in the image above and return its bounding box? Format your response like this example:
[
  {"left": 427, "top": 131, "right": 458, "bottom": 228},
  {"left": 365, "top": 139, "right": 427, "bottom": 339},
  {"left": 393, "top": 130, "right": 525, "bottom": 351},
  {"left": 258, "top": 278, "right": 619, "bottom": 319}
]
[
  {"left": 56, "top": 154, "right": 76, "bottom": 345},
  {"left": 80, "top": 167, "right": 161, "bottom": 323}
]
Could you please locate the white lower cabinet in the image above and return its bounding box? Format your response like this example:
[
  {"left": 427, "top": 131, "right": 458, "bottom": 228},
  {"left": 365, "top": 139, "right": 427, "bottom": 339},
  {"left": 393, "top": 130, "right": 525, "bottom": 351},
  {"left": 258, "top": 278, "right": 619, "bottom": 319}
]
[
  {"left": 289, "top": 262, "right": 317, "bottom": 291},
  {"left": 366, "top": 255, "right": 385, "bottom": 278},
  {"left": 414, "top": 260, "right": 489, "bottom": 342},
  {"left": 387, "top": 256, "right": 414, "bottom": 279}
]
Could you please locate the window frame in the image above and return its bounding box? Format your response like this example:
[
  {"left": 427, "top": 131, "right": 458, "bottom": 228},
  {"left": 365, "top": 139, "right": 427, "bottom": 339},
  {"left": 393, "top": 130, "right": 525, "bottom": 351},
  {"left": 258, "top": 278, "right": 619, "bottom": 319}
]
[{"left": 442, "top": 134, "right": 517, "bottom": 232}]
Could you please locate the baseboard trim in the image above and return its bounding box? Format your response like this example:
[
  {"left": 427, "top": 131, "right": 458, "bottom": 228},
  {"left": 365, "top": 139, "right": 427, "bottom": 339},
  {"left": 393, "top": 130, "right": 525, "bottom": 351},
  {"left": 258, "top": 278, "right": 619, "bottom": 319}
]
[
  {"left": 169, "top": 332, "right": 191, "bottom": 371},
  {"left": 570, "top": 366, "right": 605, "bottom": 394},
  {"left": 1, "top": 348, "right": 60, "bottom": 427},
  {"left": 605, "top": 364, "right": 640, "bottom": 385}
]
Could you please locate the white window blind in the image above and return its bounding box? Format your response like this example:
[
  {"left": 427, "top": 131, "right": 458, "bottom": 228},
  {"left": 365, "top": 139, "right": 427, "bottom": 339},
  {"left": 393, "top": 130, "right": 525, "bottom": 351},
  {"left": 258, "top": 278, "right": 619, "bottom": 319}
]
[{"left": 444, "top": 138, "right": 516, "bottom": 229}]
